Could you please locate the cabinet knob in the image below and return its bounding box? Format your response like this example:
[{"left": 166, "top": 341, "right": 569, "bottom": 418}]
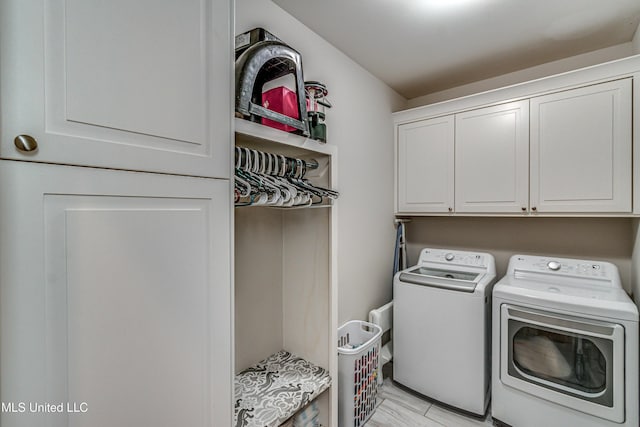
[
  {"left": 448, "top": 207, "right": 452, "bottom": 212},
  {"left": 532, "top": 207, "right": 537, "bottom": 211},
  {"left": 14, "top": 135, "right": 38, "bottom": 153}
]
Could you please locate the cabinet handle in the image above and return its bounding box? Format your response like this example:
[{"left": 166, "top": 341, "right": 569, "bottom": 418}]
[
  {"left": 14, "top": 135, "right": 38, "bottom": 152},
  {"left": 521, "top": 207, "right": 526, "bottom": 212},
  {"left": 532, "top": 207, "right": 537, "bottom": 211},
  {"left": 448, "top": 207, "right": 453, "bottom": 212}
]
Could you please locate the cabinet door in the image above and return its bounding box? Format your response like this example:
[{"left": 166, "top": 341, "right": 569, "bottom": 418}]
[
  {"left": 397, "top": 116, "right": 454, "bottom": 213},
  {"left": 0, "top": 0, "right": 231, "bottom": 178},
  {"left": 0, "top": 161, "right": 232, "bottom": 427},
  {"left": 530, "top": 79, "right": 632, "bottom": 213},
  {"left": 455, "top": 101, "right": 529, "bottom": 213}
]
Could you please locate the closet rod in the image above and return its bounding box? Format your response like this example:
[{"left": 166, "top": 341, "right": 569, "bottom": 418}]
[{"left": 235, "top": 147, "right": 319, "bottom": 174}]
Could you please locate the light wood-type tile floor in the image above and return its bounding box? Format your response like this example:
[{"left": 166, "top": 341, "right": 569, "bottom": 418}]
[{"left": 364, "top": 378, "right": 495, "bottom": 427}]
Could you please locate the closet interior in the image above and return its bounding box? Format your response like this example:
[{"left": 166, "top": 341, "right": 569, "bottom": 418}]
[{"left": 234, "top": 118, "right": 338, "bottom": 425}]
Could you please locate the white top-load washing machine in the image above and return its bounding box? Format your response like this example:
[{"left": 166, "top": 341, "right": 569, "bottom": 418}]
[
  {"left": 393, "top": 248, "right": 496, "bottom": 416},
  {"left": 492, "top": 254, "right": 639, "bottom": 427}
]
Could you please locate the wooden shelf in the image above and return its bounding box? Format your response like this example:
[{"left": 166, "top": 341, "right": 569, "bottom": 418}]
[{"left": 234, "top": 118, "right": 336, "bottom": 157}]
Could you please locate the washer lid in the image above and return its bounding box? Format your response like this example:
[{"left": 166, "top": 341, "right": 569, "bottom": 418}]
[
  {"left": 399, "top": 266, "right": 483, "bottom": 292},
  {"left": 411, "top": 266, "right": 480, "bottom": 281}
]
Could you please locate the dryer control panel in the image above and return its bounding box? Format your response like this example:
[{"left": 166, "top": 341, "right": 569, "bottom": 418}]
[{"left": 509, "top": 254, "right": 620, "bottom": 282}]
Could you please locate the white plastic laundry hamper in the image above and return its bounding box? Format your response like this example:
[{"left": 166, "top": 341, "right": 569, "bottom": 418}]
[{"left": 337, "top": 320, "right": 382, "bottom": 427}]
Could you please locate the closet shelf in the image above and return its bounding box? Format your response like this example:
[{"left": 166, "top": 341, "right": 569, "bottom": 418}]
[
  {"left": 234, "top": 350, "right": 332, "bottom": 427},
  {"left": 235, "top": 118, "right": 336, "bottom": 157}
]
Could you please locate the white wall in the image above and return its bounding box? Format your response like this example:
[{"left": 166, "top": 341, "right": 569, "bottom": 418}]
[
  {"left": 632, "top": 19, "right": 640, "bottom": 305},
  {"left": 632, "top": 220, "right": 640, "bottom": 305},
  {"left": 406, "top": 217, "right": 634, "bottom": 294},
  {"left": 234, "top": 208, "right": 283, "bottom": 372},
  {"left": 406, "top": 42, "right": 637, "bottom": 107},
  {"left": 235, "top": 0, "right": 406, "bottom": 324}
]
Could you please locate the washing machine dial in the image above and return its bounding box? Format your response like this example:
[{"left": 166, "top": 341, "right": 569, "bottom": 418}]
[
  {"left": 445, "top": 253, "right": 455, "bottom": 261},
  {"left": 547, "top": 261, "right": 561, "bottom": 271}
]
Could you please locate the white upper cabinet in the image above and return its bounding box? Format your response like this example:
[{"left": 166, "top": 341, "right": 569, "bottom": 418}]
[
  {"left": 455, "top": 101, "right": 529, "bottom": 213},
  {"left": 530, "top": 79, "right": 632, "bottom": 213},
  {"left": 0, "top": 0, "right": 231, "bottom": 178},
  {"left": 397, "top": 116, "right": 454, "bottom": 213},
  {"left": 394, "top": 57, "right": 640, "bottom": 216}
]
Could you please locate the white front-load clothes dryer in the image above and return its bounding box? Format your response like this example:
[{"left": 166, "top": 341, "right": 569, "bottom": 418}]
[
  {"left": 393, "top": 248, "right": 496, "bottom": 416},
  {"left": 492, "top": 254, "right": 639, "bottom": 427}
]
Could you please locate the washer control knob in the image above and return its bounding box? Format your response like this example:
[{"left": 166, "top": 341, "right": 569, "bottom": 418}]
[
  {"left": 547, "top": 261, "right": 561, "bottom": 271},
  {"left": 445, "top": 253, "right": 455, "bottom": 261}
]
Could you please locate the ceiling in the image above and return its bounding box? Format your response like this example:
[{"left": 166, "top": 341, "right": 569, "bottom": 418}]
[{"left": 271, "top": 0, "right": 640, "bottom": 99}]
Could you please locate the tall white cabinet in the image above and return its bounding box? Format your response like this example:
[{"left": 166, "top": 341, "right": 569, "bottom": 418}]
[
  {"left": 0, "top": 162, "right": 231, "bottom": 427},
  {"left": 0, "top": 1, "right": 233, "bottom": 426}
]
